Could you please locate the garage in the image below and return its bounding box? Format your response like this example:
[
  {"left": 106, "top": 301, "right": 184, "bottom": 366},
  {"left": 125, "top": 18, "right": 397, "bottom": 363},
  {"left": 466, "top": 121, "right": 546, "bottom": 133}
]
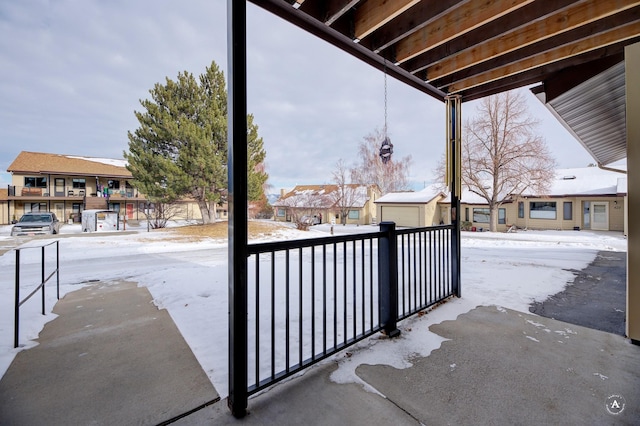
[{"left": 380, "top": 206, "right": 420, "bottom": 227}]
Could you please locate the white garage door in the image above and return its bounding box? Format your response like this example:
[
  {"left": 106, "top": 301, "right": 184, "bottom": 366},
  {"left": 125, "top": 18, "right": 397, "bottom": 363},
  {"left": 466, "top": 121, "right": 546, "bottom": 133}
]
[{"left": 380, "top": 206, "right": 420, "bottom": 227}]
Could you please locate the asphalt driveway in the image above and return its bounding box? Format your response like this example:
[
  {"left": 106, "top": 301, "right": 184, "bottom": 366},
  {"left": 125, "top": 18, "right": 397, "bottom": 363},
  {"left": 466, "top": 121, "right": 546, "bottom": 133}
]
[{"left": 530, "top": 250, "right": 626, "bottom": 336}]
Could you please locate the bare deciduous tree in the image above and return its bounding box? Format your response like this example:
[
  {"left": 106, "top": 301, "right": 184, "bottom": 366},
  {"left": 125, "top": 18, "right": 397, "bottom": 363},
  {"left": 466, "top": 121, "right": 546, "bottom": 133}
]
[
  {"left": 351, "top": 129, "right": 412, "bottom": 195},
  {"left": 437, "top": 91, "right": 556, "bottom": 231},
  {"left": 141, "top": 201, "right": 183, "bottom": 229},
  {"left": 331, "top": 159, "right": 360, "bottom": 225}
]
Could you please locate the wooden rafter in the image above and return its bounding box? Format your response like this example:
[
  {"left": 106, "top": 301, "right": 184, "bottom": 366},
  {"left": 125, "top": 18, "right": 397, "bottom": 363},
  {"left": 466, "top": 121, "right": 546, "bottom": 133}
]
[
  {"left": 354, "top": 0, "right": 420, "bottom": 41},
  {"left": 426, "top": 0, "right": 640, "bottom": 81},
  {"left": 446, "top": 20, "right": 640, "bottom": 94},
  {"left": 394, "top": 0, "right": 535, "bottom": 63}
]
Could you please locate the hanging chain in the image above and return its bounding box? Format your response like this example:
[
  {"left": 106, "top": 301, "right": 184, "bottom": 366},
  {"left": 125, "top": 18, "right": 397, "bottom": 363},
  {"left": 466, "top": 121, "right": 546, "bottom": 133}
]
[{"left": 383, "top": 58, "right": 388, "bottom": 136}]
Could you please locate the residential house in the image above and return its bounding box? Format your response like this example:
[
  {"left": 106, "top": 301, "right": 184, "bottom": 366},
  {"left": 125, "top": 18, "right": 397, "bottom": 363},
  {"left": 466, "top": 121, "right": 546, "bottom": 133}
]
[
  {"left": 3, "top": 151, "right": 218, "bottom": 225},
  {"left": 378, "top": 167, "right": 627, "bottom": 233},
  {"left": 273, "top": 184, "right": 380, "bottom": 226}
]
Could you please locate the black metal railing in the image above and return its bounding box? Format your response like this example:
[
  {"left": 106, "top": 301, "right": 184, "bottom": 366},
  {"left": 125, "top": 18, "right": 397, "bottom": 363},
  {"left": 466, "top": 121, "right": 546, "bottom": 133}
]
[
  {"left": 243, "top": 222, "right": 454, "bottom": 397},
  {"left": 397, "top": 226, "right": 452, "bottom": 320},
  {"left": 13, "top": 241, "right": 60, "bottom": 348}
]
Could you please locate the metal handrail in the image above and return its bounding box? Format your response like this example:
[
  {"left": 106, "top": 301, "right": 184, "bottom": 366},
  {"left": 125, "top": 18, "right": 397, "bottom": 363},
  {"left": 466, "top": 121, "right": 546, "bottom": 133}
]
[{"left": 14, "top": 240, "right": 60, "bottom": 348}]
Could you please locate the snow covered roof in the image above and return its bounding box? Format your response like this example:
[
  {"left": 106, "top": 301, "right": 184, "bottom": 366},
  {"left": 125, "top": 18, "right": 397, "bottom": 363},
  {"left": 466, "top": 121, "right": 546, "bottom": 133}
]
[
  {"left": 392, "top": 167, "right": 627, "bottom": 206},
  {"left": 524, "top": 166, "right": 627, "bottom": 197},
  {"left": 376, "top": 187, "right": 445, "bottom": 204},
  {"left": 273, "top": 184, "right": 374, "bottom": 209}
]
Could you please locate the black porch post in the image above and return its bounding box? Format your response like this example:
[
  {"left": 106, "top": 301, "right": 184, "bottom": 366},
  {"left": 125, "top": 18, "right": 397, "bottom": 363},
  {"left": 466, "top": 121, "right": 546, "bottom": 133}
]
[
  {"left": 227, "top": 0, "right": 248, "bottom": 418},
  {"left": 446, "top": 95, "right": 462, "bottom": 298}
]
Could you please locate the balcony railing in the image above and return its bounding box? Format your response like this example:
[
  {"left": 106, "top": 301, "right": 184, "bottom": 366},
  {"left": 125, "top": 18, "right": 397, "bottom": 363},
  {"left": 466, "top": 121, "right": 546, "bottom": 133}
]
[
  {"left": 7, "top": 185, "right": 139, "bottom": 199},
  {"left": 240, "top": 222, "right": 455, "bottom": 399}
]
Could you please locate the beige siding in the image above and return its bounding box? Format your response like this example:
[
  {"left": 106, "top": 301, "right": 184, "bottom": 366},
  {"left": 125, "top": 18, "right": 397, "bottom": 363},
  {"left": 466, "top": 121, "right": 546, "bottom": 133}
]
[
  {"left": 379, "top": 205, "right": 421, "bottom": 227},
  {"left": 0, "top": 201, "right": 8, "bottom": 224},
  {"left": 513, "top": 196, "right": 624, "bottom": 231}
]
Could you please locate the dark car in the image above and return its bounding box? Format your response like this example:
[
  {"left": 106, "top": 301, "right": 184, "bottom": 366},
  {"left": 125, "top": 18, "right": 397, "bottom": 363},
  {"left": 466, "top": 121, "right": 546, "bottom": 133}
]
[{"left": 11, "top": 212, "right": 61, "bottom": 236}]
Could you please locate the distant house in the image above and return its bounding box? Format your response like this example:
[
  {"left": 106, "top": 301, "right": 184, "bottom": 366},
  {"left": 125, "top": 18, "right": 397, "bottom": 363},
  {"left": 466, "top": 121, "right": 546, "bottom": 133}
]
[
  {"left": 375, "top": 189, "right": 447, "bottom": 227},
  {"left": 273, "top": 184, "right": 380, "bottom": 226},
  {"left": 3, "top": 151, "right": 218, "bottom": 225},
  {"left": 376, "top": 167, "right": 627, "bottom": 233}
]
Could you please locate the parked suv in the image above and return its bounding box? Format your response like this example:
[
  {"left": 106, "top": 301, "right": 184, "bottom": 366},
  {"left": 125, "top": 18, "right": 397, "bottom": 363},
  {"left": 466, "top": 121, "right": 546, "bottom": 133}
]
[{"left": 11, "top": 212, "right": 61, "bottom": 236}]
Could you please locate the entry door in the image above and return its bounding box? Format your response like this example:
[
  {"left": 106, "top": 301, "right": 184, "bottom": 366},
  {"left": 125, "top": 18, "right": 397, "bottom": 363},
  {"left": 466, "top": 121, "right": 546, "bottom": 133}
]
[
  {"left": 591, "top": 202, "right": 609, "bottom": 231},
  {"left": 54, "top": 178, "right": 65, "bottom": 197}
]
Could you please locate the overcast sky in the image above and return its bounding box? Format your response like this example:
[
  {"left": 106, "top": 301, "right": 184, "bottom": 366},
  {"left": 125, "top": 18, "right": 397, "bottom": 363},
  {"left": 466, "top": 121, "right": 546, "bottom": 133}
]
[{"left": 0, "top": 0, "right": 596, "bottom": 192}]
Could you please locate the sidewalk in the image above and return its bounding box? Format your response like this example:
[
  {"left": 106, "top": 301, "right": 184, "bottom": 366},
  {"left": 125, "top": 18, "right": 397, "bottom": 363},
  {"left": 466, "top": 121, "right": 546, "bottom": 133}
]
[{"left": 0, "top": 281, "right": 219, "bottom": 425}]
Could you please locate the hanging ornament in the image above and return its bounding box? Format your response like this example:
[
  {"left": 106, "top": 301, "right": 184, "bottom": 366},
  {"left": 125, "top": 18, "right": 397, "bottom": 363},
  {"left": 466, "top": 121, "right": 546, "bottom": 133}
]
[
  {"left": 379, "top": 136, "right": 393, "bottom": 164},
  {"left": 379, "top": 59, "right": 393, "bottom": 164}
]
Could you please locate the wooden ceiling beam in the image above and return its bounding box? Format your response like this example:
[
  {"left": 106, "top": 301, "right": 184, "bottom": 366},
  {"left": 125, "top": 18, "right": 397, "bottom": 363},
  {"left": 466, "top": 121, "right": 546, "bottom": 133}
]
[
  {"left": 432, "top": 6, "right": 640, "bottom": 88},
  {"left": 446, "top": 21, "right": 640, "bottom": 94},
  {"left": 401, "top": 0, "right": 581, "bottom": 75},
  {"left": 354, "top": 0, "right": 420, "bottom": 41},
  {"left": 427, "top": 0, "right": 640, "bottom": 81},
  {"left": 358, "top": 0, "right": 468, "bottom": 53},
  {"left": 394, "top": 0, "right": 535, "bottom": 63},
  {"left": 460, "top": 43, "right": 631, "bottom": 101}
]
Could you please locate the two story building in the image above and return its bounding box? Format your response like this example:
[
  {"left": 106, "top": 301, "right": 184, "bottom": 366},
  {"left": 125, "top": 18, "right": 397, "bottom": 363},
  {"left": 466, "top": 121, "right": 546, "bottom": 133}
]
[{"left": 3, "top": 151, "right": 147, "bottom": 225}]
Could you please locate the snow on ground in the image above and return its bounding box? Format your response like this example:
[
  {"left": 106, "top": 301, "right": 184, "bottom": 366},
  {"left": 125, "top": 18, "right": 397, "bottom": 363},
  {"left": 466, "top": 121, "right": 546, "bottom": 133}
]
[{"left": 0, "top": 222, "right": 627, "bottom": 398}]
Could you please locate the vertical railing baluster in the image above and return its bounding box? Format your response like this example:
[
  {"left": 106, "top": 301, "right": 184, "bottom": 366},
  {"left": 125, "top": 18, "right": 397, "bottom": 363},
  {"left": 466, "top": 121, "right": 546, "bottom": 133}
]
[
  {"left": 322, "top": 244, "right": 327, "bottom": 355},
  {"left": 369, "top": 238, "right": 373, "bottom": 331},
  {"left": 430, "top": 230, "right": 434, "bottom": 305},
  {"left": 299, "top": 247, "right": 303, "bottom": 366},
  {"left": 361, "top": 239, "right": 365, "bottom": 336},
  {"left": 400, "top": 234, "right": 406, "bottom": 317},
  {"left": 41, "top": 246, "right": 45, "bottom": 315},
  {"left": 352, "top": 240, "right": 357, "bottom": 339},
  {"left": 418, "top": 231, "right": 423, "bottom": 309},
  {"left": 343, "top": 241, "right": 347, "bottom": 344},
  {"left": 412, "top": 233, "right": 417, "bottom": 312},
  {"left": 56, "top": 241, "right": 60, "bottom": 300},
  {"left": 285, "top": 250, "right": 290, "bottom": 372},
  {"left": 311, "top": 246, "right": 315, "bottom": 361},
  {"left": 270, "top": 252, "right": 275, "bottom": 379},
  {"left": 255, "top": 254, "right": 260, "bottom": 389},
  {"left": 14, "top": 249, "right": 20, "bottom": 349},
  {"left": 333, "top": 243, "right": 337, "bottom": 350}
]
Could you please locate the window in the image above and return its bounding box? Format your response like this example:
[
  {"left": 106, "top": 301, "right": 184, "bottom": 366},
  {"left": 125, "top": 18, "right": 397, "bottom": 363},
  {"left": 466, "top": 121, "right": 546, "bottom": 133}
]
[
  {"left": 518, "top": 202, "right": 524, "bottom": 218},
  {"left": 499, "top": 208, "right": 506, "bottom": 224},
  {"left": 465, "top": 207, "right": 469, "bottom": 222},
  {"left": 277, "top": 208, "right": 286, "bottom": 217},
  {"left": 26, "top": 202, "right": 47, "bottom": 212},
  {"left": 563, "top": 202, "right": 573, "bottom": 220},
  {"left": 24, "top": 177, "right": 47, "bottom": 188},
  {"left": 108, "top": 180, "right": 120, "bottom": 189},
  {"left": 348, "top": 210, "right": 359, "bottom": 219},
  {"left": 529, "top": 201, "right": 556, "bottom": 219},
  {"left": 72, "top": 178, "right": 86, "bottom": 188},
  {"left": 473, "top": 208, "right": 490, "bottom": 223}
]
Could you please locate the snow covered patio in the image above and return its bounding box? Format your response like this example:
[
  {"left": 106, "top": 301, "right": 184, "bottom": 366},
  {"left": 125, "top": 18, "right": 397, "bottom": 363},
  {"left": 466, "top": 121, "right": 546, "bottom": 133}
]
[{"left": 0, "top": 223, "right": 637, "bottom": 423}]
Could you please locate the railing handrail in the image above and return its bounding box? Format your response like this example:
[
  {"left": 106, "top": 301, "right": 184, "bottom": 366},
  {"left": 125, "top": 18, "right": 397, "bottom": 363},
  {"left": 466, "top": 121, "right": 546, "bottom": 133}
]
[
  {"left": 248, "top": 230, "right": 386, "bottom": 254},
  {"left": 14, "top": 240, "right": 61, "bottom": 348}
]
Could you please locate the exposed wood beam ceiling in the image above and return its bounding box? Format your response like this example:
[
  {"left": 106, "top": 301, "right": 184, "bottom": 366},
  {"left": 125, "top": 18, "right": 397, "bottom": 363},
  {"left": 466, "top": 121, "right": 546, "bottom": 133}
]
[{"left": 251, "top": 0, "right": 640, "bottom": 102}]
